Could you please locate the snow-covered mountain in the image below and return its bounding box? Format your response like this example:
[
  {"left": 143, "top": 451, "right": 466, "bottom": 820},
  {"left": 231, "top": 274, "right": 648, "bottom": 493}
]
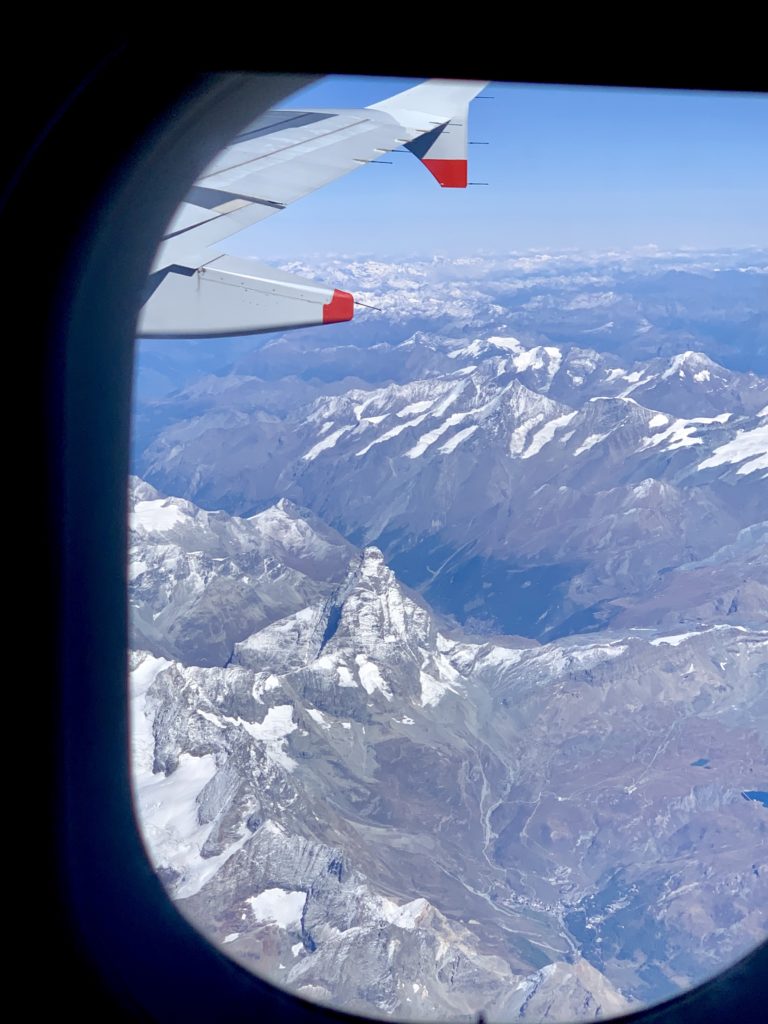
[
  {"left": 266, "top": 251, "right": 767, "bottom": 374},
  {"left": 445, "top": 337, "right": 767, "bottom": 417},
  {"left": 129, "top": 478, "right": 354, "bottom": 665},
  {"left": 138, "top": 338, "right": 766, "bottom": 640},
  {"left": 130, "top": 488, "right": 767, "bottom": 1020},
  {"left": 134, "top": 250, "right": 768, "bottom": 407}
]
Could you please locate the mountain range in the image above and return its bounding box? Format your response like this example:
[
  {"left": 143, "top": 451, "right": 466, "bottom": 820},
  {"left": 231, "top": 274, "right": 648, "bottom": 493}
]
[
  {"left": 137, "top": 334, "right": 767, "bottom": 642},
  {"left": 130, "top": 485, "right": 766, "bottom": 1020},
  {"left": 130, "top": 251, "right": 767, "bottom": 1021}
]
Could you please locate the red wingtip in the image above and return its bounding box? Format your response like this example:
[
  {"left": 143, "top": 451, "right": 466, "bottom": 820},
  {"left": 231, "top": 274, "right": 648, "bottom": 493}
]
[
  {"left": 422, "top": 159, "right": 468, "bottom": 188},
  {"left": 323, "top": 289, "right": 354, "bottom": 324}
]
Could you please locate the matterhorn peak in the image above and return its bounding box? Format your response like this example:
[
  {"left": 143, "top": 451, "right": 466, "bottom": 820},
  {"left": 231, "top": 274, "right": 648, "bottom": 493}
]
[
  {"left": 318, "top": 547, "right": 433, "bottom": 660},
  {"left": 360, "top": 546, "right": 387, "bottom": 571},
  {"left": 325, "top": 547, "right": 394, "bottom": 611},
  {"left": 330, "top": 547, "right": 396, "bottom": 593}
]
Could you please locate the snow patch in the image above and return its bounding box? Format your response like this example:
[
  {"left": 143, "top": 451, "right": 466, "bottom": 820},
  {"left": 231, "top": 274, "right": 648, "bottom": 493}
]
[
  {"left": 355, "top": 413, "right": 430, "bottom": 456},
  {"left": 661, "top": 351, "right": 717, "bottom": 381},
  {"left": 522, "top": 411, "right": 578, "bottom": 459},
  {"left": 397, "top": 400, "right": 434, "bottom": 418},
  {"left": 604, "top": 368, "right": 627, "bottom": 383},
  {"left": 248, "top": 888, "right": 306, "bottom": 931},
  {"left": 737, "top": 454, "right": 768, "bottom": 474},
  {"left": 419, "top": 670, "right": 453, "bottom": 707},
  {"left": 512, "top": 346, "right": 562, "bottom": 379},
  {"left": 132, "top": 500, "right": 187, "bottom": 533},
  {"left": 132, "top": 654, "right": 210, "bottom": 897},
  {"left": 405, "top": 413, "right": 466, "bottom": 459},
  {"left": 381, "top": 897, "right": 429, "bottom": 930},
  {"left": 641, "top": 413, "right": 731, "bottom": 453},
  {"left": 512, "top": 412, "right": 543, "bottom": 453},
  {"left": 650, "top": 624, "right": 747, "bottom": 647},
  {"left": 651, "top": 631, "right": 703, "bottom": 647},
  {"left": 355, "top": 655, "right": 393, "bottom": 699},
  {"left": 307, "top": 708, "right": 331, "bottom": 729},
  {"left": 438, "top": 424, "right": 479, "bottom": 454},
  {"left": 197, "top": 708, "right": 226, "bottom": 730},
  {"left": 573, "top": 433, "right": 606, "bottom": 456},
  {"left": 337, "top": 664, "right": 357, "bottom": 688},
  {"left": 448, "top": 336, "right": 523, "bottom": 360},
  {"left": 697, "top": 422, "right": 768, "bottom": 475},
  {"left": 581, "top": 321, "right": 615, "bottom": 335},
  {"left": 132, "top": 738, "right": 250, "bottom": 900},
  {"left": 240, "top": 705, "right": 297, "bottom": 771},
  {"left": 302, "top": 426, "right": 352, "bottom": 462},
  {"left": 485, "top": 335, "right": 525, "bottom": 353}
]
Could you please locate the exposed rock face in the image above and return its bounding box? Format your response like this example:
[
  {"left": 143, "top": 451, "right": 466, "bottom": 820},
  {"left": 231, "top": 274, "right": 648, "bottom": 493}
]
[
  {"left": 130, "top": 491, "right": 767, "bottom": 1020},
  {"left": 129, "top": 478, "right": 354, "bottom": 665}
]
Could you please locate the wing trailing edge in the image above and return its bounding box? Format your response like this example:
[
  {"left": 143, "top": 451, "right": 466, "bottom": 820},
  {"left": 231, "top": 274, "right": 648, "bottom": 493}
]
[{"left": 138, "top": 257, "right": 353, "bottom": 338}]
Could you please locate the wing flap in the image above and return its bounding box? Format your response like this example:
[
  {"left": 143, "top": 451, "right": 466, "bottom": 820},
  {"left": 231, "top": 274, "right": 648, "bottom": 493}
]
[{"left": 138, "top": 257, "right": 353, "bottom": 338}]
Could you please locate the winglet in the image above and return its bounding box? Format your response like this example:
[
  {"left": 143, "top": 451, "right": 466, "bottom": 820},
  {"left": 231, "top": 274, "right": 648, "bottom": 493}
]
[{"left": 370, "top": 79, "right": 487, "bottom": 189}]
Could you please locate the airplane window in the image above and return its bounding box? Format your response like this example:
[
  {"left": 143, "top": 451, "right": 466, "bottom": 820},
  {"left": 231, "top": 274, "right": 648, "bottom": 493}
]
[{"left": 129, "top": 75, "right": 768, "bottom": 1021}]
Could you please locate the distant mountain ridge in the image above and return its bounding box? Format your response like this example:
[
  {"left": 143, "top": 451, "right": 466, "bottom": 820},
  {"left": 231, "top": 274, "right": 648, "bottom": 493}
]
[
  {"left": 133, "top": 250, "right": 768, "bottom": 411},
  {"left": 137, "top": 335, "right": 767, "bottom": 640}
]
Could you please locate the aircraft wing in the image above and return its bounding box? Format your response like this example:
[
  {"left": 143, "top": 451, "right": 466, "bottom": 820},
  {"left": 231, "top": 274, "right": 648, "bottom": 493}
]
[{"left": 138, "top": 79, "right": 488, "bottom": 338}]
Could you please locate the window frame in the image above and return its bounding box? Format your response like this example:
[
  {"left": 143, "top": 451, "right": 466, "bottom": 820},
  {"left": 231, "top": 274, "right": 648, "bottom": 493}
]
[{"left": 20, "top": 42, "right": 768, "bottom": 1022}]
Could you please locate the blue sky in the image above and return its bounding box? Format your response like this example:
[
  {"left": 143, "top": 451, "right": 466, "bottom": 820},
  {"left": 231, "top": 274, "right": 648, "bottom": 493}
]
[{"left": 225, "top": 76, "right": 768, "bottom": 259}]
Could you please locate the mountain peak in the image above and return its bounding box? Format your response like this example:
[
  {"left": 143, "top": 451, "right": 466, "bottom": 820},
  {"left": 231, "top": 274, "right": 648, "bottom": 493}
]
[
  {"left": 342, "top": 546, "right": 397, "bottom": 594},
  {"left": 319, "top": 549, "right": 433, "bottom": 661},
  {"left": 275, "top": 496, "right": 299, "bottom": 516},
  {"left": 361, "top": 545, "right": 386, "bottom": 566},
  {"left": 662, "top": 350, "right": 720, "bottom": 380},
  {"left": 584, "top": 395, "right": 649, "bottom": 424},
  {"left": 128, "top": 475, "right": 163, "bottom": 506}
]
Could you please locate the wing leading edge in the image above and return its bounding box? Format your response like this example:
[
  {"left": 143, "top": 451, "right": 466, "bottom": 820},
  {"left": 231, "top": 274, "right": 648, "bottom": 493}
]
[{"left": 138, "top": 78, "right": 488, "bottom": 339}]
